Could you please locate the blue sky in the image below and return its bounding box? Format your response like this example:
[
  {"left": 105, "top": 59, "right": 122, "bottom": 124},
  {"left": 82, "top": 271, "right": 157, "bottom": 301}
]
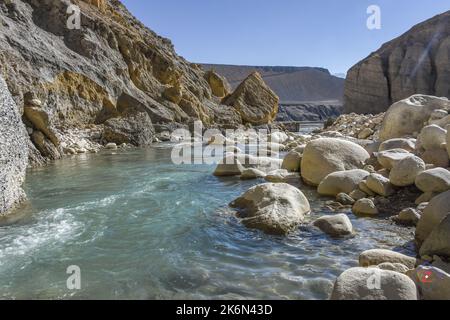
[{"left": 120, "top": 0, "right": 449, "bottom": 74}]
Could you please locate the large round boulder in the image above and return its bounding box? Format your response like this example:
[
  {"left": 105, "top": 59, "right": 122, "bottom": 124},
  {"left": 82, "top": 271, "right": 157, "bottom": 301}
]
[
  {"left": 318, "top": 169, "right": 369, "bottom": 197},
  {"left": 330, "top": 267, "right": 418, "bottom": 300},
  {"left": 301, "top": 138, "right": 370, "bottom": 186},
  {"left": 389, "top": 155, "right": 426, "bottom": 187},
  {"left": 416, "top": 190, "right": 450, "bottom": 244},
  {"left": 366, "top": 173, "right": 395, "bottom": 196},
  {"left": 415, "top": 168, "right": 450, "bottom": 193},
  {"left": 229, "top": 183, "right": 310, "bottom": 235},
  {"left": 379, "top": 95, "right": 450, "bottom": 141}
]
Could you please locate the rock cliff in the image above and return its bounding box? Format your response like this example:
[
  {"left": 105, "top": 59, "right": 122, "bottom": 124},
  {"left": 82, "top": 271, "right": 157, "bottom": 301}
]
[
  {"left": 344, "top": 11, "right": 450, "bottom": 114},
  {"left": 0, "top": 76, "right": 28, "bottom": 216},
  {"left": 0, "top": 0, "right": 278, "bottom": 164}
]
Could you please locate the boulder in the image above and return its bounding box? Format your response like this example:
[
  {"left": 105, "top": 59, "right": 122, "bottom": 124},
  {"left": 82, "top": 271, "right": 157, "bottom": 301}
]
[
  {"left": 223, "top": 72, "right": 279, "bottom": 125},
  {"left": 336, "top": 193, "right": 355, "bottom": 205},
  {"left": 393, "top": 208, "right": 421, "bottom": 227},
  {"left": 379, "top": 138, "right": 416, "bottom": 152},
  {"left": 379, "top": 95, "right": 450, "bottom": 141},
  {"left": 366, "top": 173, "right": 395, "bottom": 196},
  {"left": 408, "top": 266, "right": 450, "bottom": 300},
  {"left": 359, "top": 249, "right": 417, "bottom": 269},
  {"left": 415, "top": 192, "right": 437, "bottom": 205},
  {"left": 417, "top": 125, "right": 447, "bottom": 151},
  {"left": 419, "top": 215, "right": 450, "bottom": 258},
  {"left": 213, "top": 155, "right": 245, "bottom": 177},
  {"left": 264, "top": 169, "right": 297, "bottom": 183},
  {"left": 23, "top": 104, "right": 59, "bottom": 146},
  {"left": 301, "top": 138, "right": 370, "bottom": 186},
  {"left": 353, "top": 198, "right": 379, "bottom": 215},
  {"left": 281, "top": 150, "right": 302, "bottom": 172},
  {"left": 105, "top": 143, "right": 118, "bottom": 150},
  {"left": 313, "top": 214, "right": 353, "bottom": 237},
  {"left": 358, "top": 127, "right": 374, "bottom": 139},
  {"left": 377, "top": 263, "right": 411, "bottom": 274},
  {"left": 318, "top": 169, "right": 370, "bottom": 197},
  {"left": 420, "top": 148, "right": 450, "bottom": 168},
  {"left": 240, "top": 168, "right": 266, "bottom": 180},
  {"left": 0, "top": 76, "right": 28, "bottom": 216},
  {"left": 389, "top": 156, "right": 426, "bottom": 187},
  {"left": 229, "top": 183, "right": 310, "bottom": 235},
  {"left": 204, "top": 70, "right": 230, "bottom": 98},
  {"left": 31, "top": 131, "right": 61, "bottom": 160},
  {"left": 416, "top": 190, "right": 450, "bottom": 244},
  {"left": 415, "top": 168, "right": 450, "bottom": 193},
  {"left": 349, "top": 189, "right": 367, "bottom": 201},
  {"left": 447, "top": 124, "right": 450, "bottom": 158},
  {"left": 376, "top": 148, "right": 412, "bottom": 170},
  {"left": 103, "top": 112, "right": 154, "bottom": 146},
  {"left": 330, "top": 267, "right": 418, "bottom": 300}
]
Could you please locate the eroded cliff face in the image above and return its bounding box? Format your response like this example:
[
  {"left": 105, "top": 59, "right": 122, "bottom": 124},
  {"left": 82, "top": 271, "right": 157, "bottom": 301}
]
[
  {"left": 0, "top": 76, "right": 28, "bottom": 216},
  {"left": 344, "top": 10, "right": 450, "bottom": 114},
  {"left": 0, "top": 0, "right": 277, "bottom": 165}
]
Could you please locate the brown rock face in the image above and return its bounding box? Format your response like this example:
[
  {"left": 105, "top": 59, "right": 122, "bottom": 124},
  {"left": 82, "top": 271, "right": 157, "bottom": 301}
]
[
  {"left": 223, "top": 72, "right": 279, "bottom": 125},
  {"left": 344, "top": 11, "right": 450, "bottom": 114},
  {"left": 0, "top": 0, "right": 282, "bottom": 162}
]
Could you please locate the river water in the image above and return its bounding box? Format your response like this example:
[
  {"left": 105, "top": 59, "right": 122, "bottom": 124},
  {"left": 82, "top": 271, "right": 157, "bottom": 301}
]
[{"left": 0, "top": 139, "right": 415, "bottom": 300}]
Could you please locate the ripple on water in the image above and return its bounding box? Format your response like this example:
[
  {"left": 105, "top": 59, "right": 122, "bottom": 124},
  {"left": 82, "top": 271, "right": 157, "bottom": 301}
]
[{"left": 0, "top": 147, "right": 415, "bottom": 299}]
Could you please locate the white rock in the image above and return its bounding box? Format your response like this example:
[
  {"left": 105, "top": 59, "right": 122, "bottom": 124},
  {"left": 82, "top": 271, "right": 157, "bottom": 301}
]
[
  {"left": 318, "top": 169, "right": 370, "bottom": 197},
  {"left": 359, "top": 249, "right": 417, "bottom": 269},
  {"left": 417, "top": 124, "right": 447, "bottom": 151},
  {"left": 264, "top": 169, "right": 297, "bottom": 183},
  {"left": 281, "top": 150, "right": 301, "bottom": 172},
  {"left": 330, "top": 267, "right": 418, "bottom": 300},
  {"left": 353, "top": 198, "right": 379, "bottom": 215},
  {"left": 389, "top": 155, "right": 426, "bottom": 187},
  {"left": 377, "top": 262, "right": 411, "bottom": 274},
  {"left": 229, "top": 183, "right": 310, "bottom": 235},
  {"left": 415, "top": 168, "right": 450, "bottom": 193},
  {"left": 301, "top": 138, "right": 370, "bottom": 186},
  {"left": 213, "top": 155, "right": 245, "bottom": 177},
  {"left": 379, "top": 94, "right": 450, "bottom": 141},
  {"left": 240, "top": 168, "right": 266, "bottom": 180},
  {"left": 105, "top": 142, "right": 118, "bottom": 150},
  {"left": 313, "top": 214, "right": 353, "bottom": 237},
  {"left": 366, "top": 173, "right": 395, "bottom": 196},
  {"left": 376, "top": 148, "right": 412, "bottom": 170},
  {"left": 379, "top": 138, "right": 416, "bottom": 152}
]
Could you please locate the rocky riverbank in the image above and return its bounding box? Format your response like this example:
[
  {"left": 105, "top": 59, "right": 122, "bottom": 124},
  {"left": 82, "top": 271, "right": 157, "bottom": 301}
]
[{"left": 214, "top": 94, "right": 450, "bottom": 300}]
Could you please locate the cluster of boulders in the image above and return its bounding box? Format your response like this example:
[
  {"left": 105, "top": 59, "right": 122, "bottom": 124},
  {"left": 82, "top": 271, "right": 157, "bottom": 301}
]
[
  {"left": 216, "top": 94, "right": 450, "bottom": 300},
  {"left": 323, "top": 112, "right": 385, "bottom": 140}
]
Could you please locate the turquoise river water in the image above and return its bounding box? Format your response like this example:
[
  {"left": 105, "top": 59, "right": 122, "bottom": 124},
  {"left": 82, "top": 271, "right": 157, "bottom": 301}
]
[{"left": 0, "top": 143, "right": 415, "bottom": 299}]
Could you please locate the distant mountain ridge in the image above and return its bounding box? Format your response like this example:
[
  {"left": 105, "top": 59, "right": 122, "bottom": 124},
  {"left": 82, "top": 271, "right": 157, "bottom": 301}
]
[{"left": 201, "top": 64, "right": 345, "bottom": 104}]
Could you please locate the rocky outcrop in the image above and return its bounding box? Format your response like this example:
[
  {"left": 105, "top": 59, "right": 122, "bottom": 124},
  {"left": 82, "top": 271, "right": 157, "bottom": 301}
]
[
  {"left": 344, "top": 11, "right": 450, "bottom": 114},
  {"left": 0, "top": 0, "right": 277, "bottom": 164},
  {"left": 223, "top": 72, "right": 279, "bottom": 125},
  {"left": 0, "top": 76, "right": 28, "bottom": 216}
]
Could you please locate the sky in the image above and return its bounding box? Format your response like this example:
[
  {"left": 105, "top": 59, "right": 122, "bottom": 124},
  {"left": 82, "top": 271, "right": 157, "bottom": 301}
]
[{"left": 119, "top": 0, "right": 449, "bottom": 75}]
